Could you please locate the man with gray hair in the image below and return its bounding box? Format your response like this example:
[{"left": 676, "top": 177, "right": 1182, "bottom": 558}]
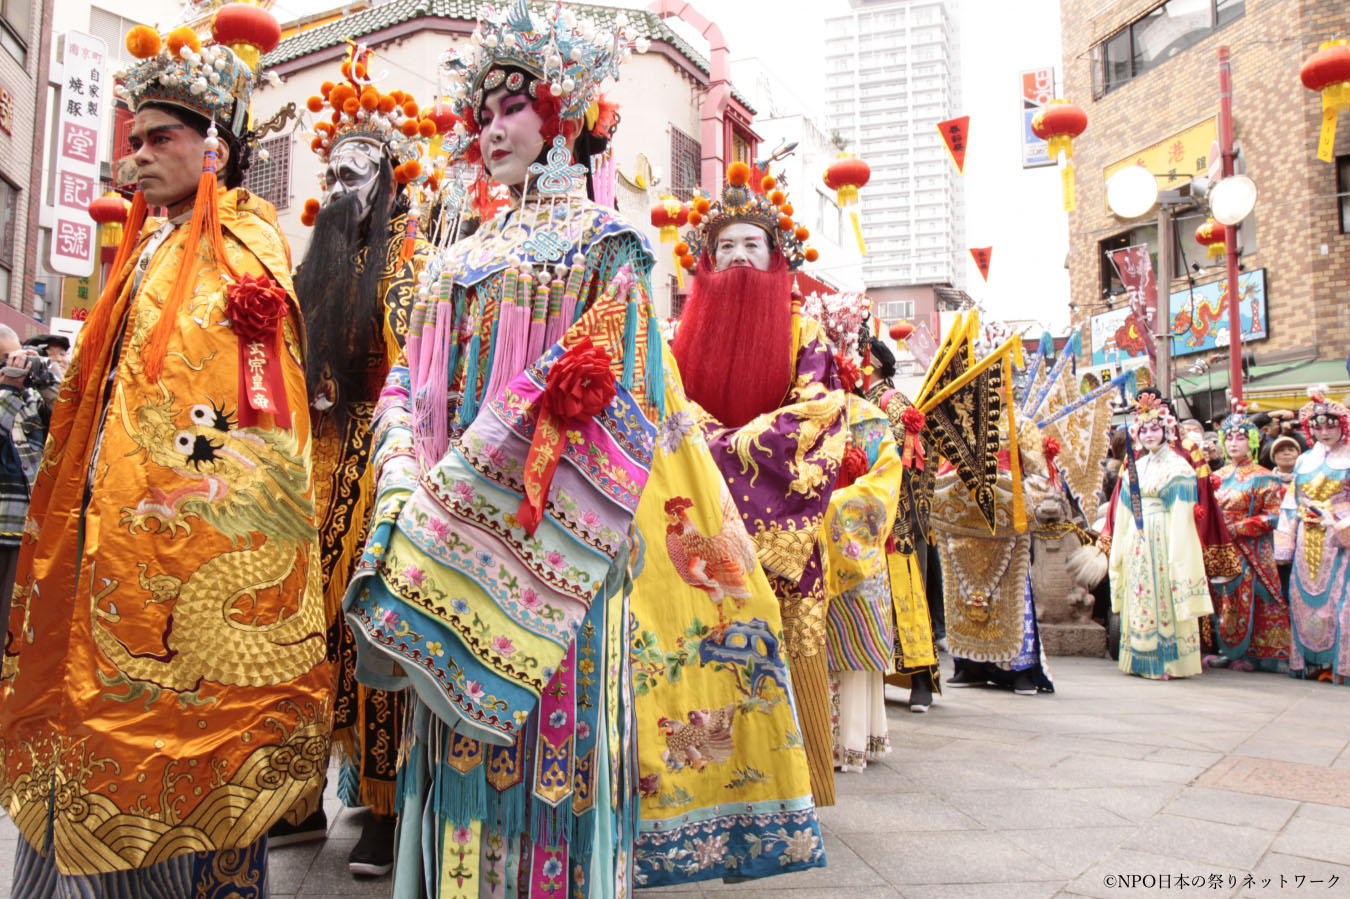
[{"left": 0, "top": 325, "right": 45, "bottom": 624}]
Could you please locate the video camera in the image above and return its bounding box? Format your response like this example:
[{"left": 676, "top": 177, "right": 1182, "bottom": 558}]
[{"left": 1, "top": 352, "right": 59, "bottom": 394}]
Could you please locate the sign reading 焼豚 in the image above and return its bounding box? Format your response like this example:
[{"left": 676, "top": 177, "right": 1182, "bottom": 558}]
[
  {"left": 1021, "top": 67, "right": 1054, "bottom": 169},
  {"left": 49, "top": 31, "right": 109, "bottom": 278}
]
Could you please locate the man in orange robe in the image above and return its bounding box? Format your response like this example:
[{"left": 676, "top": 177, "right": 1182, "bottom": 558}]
[{"left": 0, "top": 19, "right": 330, "bottom": 897}]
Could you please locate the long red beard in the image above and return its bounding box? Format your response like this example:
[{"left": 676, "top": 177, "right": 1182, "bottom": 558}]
[{"left": 671, "top": 252, "right": 794, "bottom": 428}]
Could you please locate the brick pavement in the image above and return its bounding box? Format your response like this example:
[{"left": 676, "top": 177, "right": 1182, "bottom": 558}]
[{"left": 3, "top": 655, "right": 1348, "bottom": 898}]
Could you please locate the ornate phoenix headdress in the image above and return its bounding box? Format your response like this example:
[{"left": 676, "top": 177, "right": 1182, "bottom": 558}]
[
  {"left": 1219, "top": 400, "right": 1260, "bottom": 460},
  {"left": 1127, "top": 392, "right": 1178, "bottom": 446},
  {"left": 114, "top": 6, "right": 285, "bottom": 141},
  {"left": 677, "top": 162, "right": 818, "bottom": 272},
  {"left": 1299, "top": 386, "right": 1350, "bottom": 444},
  {"left": 441, "top": 0, "right": 646, "bottom": 127}
]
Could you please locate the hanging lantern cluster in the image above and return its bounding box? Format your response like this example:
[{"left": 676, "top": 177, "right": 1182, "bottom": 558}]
[
  {"left": 651, "top": 195, "right": 689, "bottom": 287},
  {"left": 1194, "top": 217, "right": 1226, "bottom": 262},
  {"left": 1031, "top": 99, "right": 1088, "bottom": 211},
  {"left": 1300, "top": 40, "right": 1350, "bottom": 162},
  {"left": 823, "top": 154, "right": 871, "bottom": 255},
  {"left": 88, "top": 192, "right": 131, "bottom": 249}
]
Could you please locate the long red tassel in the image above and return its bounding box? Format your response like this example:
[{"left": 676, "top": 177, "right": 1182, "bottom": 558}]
[
  {"left": 76, "top": 191, "right": 147, "bottom": 395},
  {"left": 143, "top": 144, "right": 240, "bottom": 384}
]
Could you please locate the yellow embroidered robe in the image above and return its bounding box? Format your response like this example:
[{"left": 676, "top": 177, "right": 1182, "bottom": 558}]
[{"left": 0, "top": 188, "right": 331, "bottom": 875}]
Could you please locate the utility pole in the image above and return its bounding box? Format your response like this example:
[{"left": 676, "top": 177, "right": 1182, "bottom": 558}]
[
  {"left": 1155, "top": 209, "right": 1173, "bottom": 400},
  {"left": 1218, "top": 46, "right": 1243, "bottom": 403}
]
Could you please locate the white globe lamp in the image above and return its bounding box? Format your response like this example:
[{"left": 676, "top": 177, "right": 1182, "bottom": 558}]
[
  {"left": 1209, "top": 174, "right": 1257, "bottom": 226},
  {"left": 1105, "top": 165, "right": 1159, "bottom": 219}
]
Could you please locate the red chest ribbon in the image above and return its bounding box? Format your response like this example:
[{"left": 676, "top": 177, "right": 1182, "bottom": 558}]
[
  {"left": 226, "top": 273, "right": 292, "bottom": 429},
  {"left": 900, "top": 406, "right": 926, "bottom": 471},
  {"left": 518, "top": 338, "right": 616, "bottom": 535}
]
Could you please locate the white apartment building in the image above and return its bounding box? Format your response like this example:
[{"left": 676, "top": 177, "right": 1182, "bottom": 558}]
[{"left": 824, "top": 0, "right": 965, "bottom": 291}]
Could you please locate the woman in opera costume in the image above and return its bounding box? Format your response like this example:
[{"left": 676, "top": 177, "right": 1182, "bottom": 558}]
[
  {"left": 1274, "top": 391, "right": 1350, "bottom": 684},
  {"left": 1108, "top": 394, "right": 1213, "bottom": 678},
  {"left": 1206, "top": 408, "right": 1291, "bottom": 672},
  {"left": 339, "top": 3, "right": 824, "bottom": 894}
]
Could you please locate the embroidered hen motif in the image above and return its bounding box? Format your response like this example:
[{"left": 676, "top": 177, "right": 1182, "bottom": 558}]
[
  {"left": 658, "top": 702, "right": 736, "bottom": 771},
  {"left": 663, "top": 491, "right": 756, "bottom": 621}
]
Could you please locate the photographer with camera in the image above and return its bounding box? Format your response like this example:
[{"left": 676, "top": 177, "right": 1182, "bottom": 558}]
[
  {"left": 18, "top": 333, "right": 65, "bottom": 436},
  {"left": 0, "top": 325, "right": 47, "bottom": 624}
]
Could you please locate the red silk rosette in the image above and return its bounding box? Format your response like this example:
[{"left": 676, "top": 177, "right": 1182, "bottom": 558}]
[
  {"left": 835, "top": 353, "right": 860, "bottom": 393},
  {"left": 900, "top": 406, "right": 926, "bottom": 470},
  {"left": 1042, "top": 435, "right": 1062, "bottom": 488},
  {"left": 226, "top": 273, "right": 292, "bottom": 428},
  {"left": 518, "top": 338, "right": 617, "bottom": 535}
]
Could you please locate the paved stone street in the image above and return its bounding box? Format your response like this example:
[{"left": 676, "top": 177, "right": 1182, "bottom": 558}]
[{"left": 3, "top": 655, "right": 1348, "bottom": 898}]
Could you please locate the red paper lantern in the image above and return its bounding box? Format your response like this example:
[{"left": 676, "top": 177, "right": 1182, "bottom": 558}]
[
  {"left": 650, "top": 195, "right": 688, "bottom": 243},
  {"left": 88, "top": 192, "right": 131, "bottom": 248},
  {"left": 651, "top": 195, "right": 690, "bottom": 287},
  {"left": 823, "top": 154, "right": 871, "bottom": 254},
  {"left": 889, "top": 321, "right": 915, "bottom": 342},
  {"left": 211, "top": 2, "right": 281, "bottom": 70},
  {"left": 426, "top": 101, "right": 459, "bottom": 136},
  {"left": 1030, "top": 99, "right": 1088, "bottom": 211},
  {"left": 1194, "top": 218, "right": 1226, "bottom": 262},
  {"left": 1301, "top": 40, "right": 1350, "bottom": 162}
]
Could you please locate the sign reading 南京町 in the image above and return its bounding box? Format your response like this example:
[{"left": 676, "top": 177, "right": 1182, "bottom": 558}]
[
  {"left": 1021, "top": 67, "right": 1054, "bottom": 168},
  {"left": 49, "top": 31, "right": 109, "bottom": 278}
]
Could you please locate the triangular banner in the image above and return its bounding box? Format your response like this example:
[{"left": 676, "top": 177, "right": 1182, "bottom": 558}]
[
  {"left": 937, "top": 116, "right": 970, "bottom": 174},
  {"left": 969, "top": 246, "right": 992, "bottom": 281}
]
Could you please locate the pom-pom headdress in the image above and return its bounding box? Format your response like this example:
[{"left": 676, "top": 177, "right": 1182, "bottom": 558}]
[
  {"left": 114, "top": 8, "right": 282, "bottom": 140},
  {"left": 1299, "top": 386, "right": 1350, "bottom": 444},
  {"left": 299, "top": 43, "right": 446, "bottom": 234},
  {"left": 440, "top": 0, "right": 645, "bottom": 131},
  {"left": 1127, "top": 392, "right": 1178, "bottom": 447},
  {"left": 678, "top": 162, "right": 817, "bottom": 271}
]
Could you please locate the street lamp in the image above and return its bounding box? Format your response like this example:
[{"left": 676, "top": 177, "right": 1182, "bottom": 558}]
[
  {"left": 1209, "top": 174, "right": 1256, "bottom": 226},
  {"left": 1105, "top": 165, "right": 1181, "bottom": 400}
]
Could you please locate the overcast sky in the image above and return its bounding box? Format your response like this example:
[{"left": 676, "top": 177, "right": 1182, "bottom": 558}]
[{"left": 265, "top": 0, "right": 1074, "bottom": 330}]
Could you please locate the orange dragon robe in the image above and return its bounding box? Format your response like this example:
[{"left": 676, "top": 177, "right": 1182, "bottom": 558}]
[{"left": 0, "top": 187, "right": 332, "bottom": 876}]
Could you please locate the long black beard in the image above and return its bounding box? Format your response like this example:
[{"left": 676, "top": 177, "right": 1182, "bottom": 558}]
[{"left": 294, "top": 167, "right": 394, "bottom": 428}]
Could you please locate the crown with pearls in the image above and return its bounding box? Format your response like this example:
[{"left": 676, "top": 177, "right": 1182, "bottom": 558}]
[
  {"left": 114, "top": 6, "right": 283, "bottom": 140},
  {"left": 678, "top": 162, "right": 817, "bottom": 272},
  {"left": 440, "top": 0, "right": 647, "bottom": 125},
  {"left": 1299, "top": 387, "right": 1349, "bottom": 441}
]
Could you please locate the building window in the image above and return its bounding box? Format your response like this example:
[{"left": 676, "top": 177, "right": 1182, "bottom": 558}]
[
  {"left": 0, "top": 177, "right": 17, "bottom": 307},
  {"left": 880, "top": 300, "right": 914, "bottom": 320},
  {"left": 90, "top": 7, "right": 143, "bottom": 64},
  {"left": 1093, "top": 0, "right": 1244, "bottom": 98},
  {"left": 0, "top": 0, "right": 29, "bottom": 63},
  {"left": 669, "top": 126, "right": 700, "bottom": 202},
  {"left": 669, "top": 276, "right": 685, "bottom": 319},
  {"left": 244, "top": 136, "right": 291, "bottom": 210},
  {"left": 1339, "top": 155, "right": 1350, "bottom": 234}
]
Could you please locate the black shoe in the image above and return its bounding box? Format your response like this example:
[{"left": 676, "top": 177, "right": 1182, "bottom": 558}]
[
  {"left": 1013, "top": 670, "right": 1038, "bottom": 695},
  {"left": 946, "top": 664, "right": 988, "bottom": 687},
  {"left": 348, "top": 813, "right": 397, "bottom": 877},
  {"left": 909, "top": 672, "right": 933, "bottom": 712},
  {"left": 267, "top": 807, "right": 328, "bottom": 847}
]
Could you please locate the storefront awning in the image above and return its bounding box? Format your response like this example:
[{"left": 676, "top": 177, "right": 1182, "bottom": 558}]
[{"left": 1173, "top": 358, "right": 1350, "bottom": 413}]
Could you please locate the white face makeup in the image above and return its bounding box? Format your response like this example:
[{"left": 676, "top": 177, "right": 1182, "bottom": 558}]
[
  {"left": 1312, "top": 420, "right": 1344, "bottom": 448},
  {"left": 477, "top": 87, "right": 546, "bottom": 190},
  {"left": 713, "top": 223, "right": 772, "bottom": 272},
  {"left": 1224, "top": 429, "right": 1250, "bottom": 462},
  {"left": 322, "top": 139, "right": 384, "bottom": 220},
  {"left": 1137, "top": 421, "right": 1166, "bottom": 451}
]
